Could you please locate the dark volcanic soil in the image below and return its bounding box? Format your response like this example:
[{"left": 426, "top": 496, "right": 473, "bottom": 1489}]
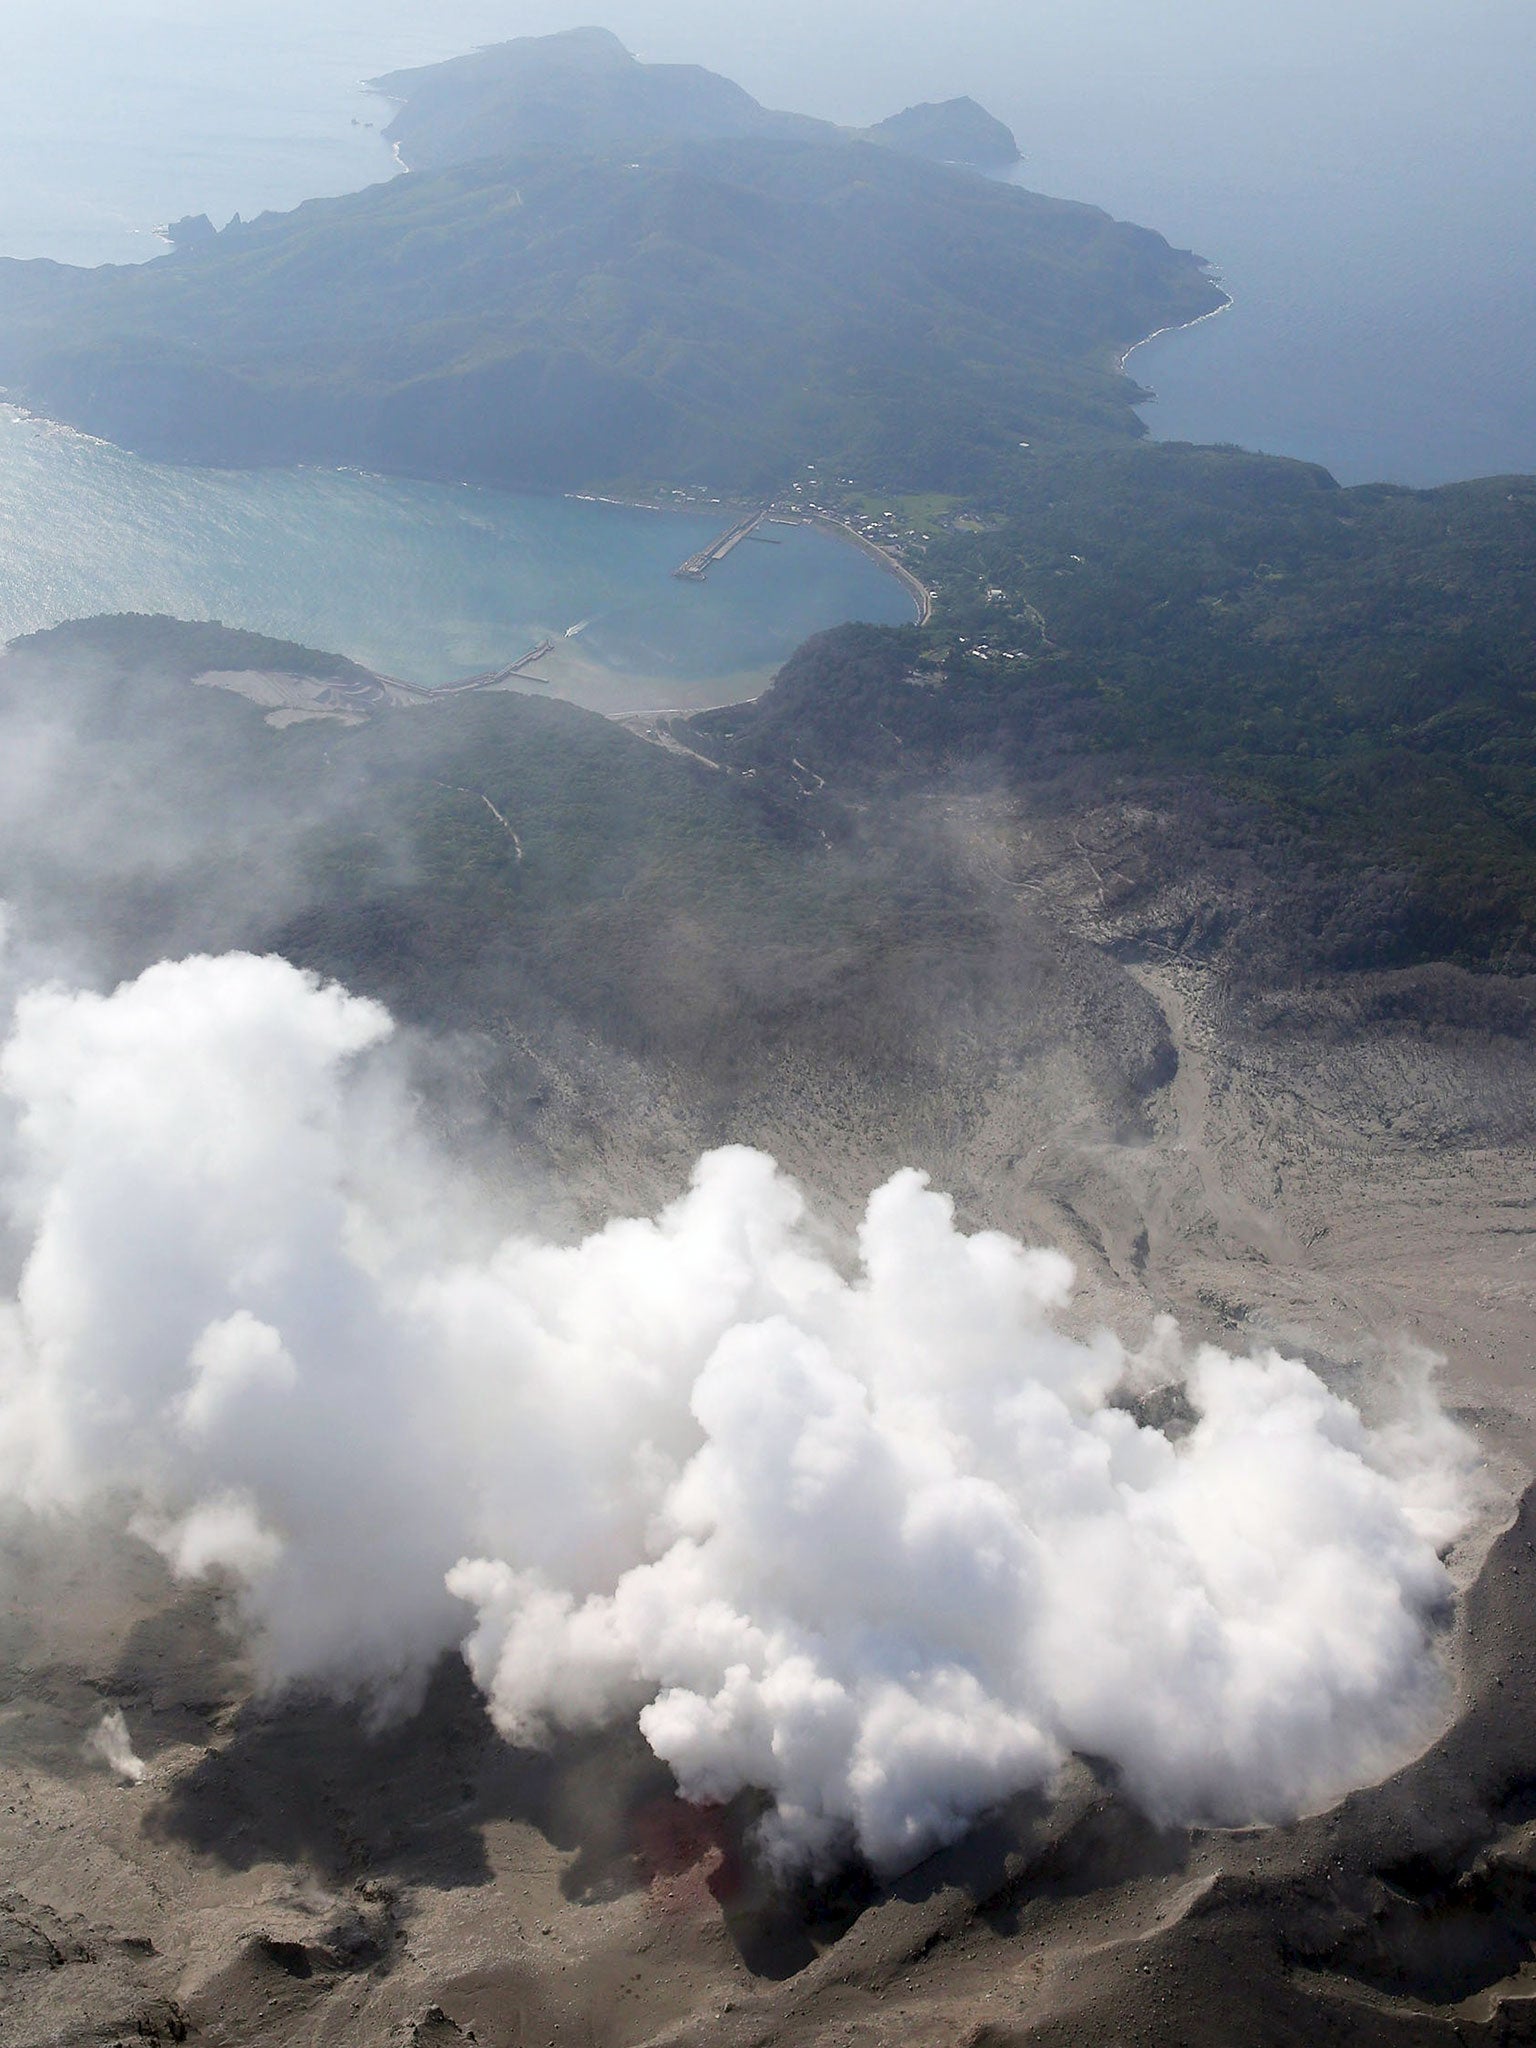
[
  {"left": 1, "top": 656, "right": 1534, "bottom": 2047},
  {"left": 8, "top": 1484, "right": 1536, "bottom": 2047}
]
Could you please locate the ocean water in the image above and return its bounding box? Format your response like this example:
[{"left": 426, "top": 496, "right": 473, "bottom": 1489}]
[
  {"left": 0, "top": 1, "right": 921, "bottom": 698},
  {"left": 716, "top": 0, "right": 1536, "bottom": 488},
  {"left": 0, "top": 2, "right": 523, "bottom": 267},
  {"left": 1017, "top": 0, "right": 1536, "bottom": 487},
  {"left": 0, "top": 409, "right": 914, "bottom": 699},
  {"left": 4, "top": 1, "right": 1533, "bottom": 491}
]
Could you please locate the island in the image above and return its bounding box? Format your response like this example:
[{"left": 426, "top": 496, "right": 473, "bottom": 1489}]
[
  {"left": 0, "top": 33, "right": 1218, "bottom": 498},
  {"left": 0, "top": 29, "right": 1535, "bottom": 2048}
]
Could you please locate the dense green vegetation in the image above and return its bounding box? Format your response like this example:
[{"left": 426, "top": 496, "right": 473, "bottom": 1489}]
[
  {"left": 14, "top": 613, "right": 380, "bottom": 683},
  {"left": 699, "top": 446, "right": 1536, "bottom": 966},
  {"left": 372, "top": 26, "right": 834, "bottom": 172},
  {"left": 0, "top": 85, "right": 1216, "bottom": 496},
  {"left": 3, "top": 33, "right": 1531, "bottom": 974}
]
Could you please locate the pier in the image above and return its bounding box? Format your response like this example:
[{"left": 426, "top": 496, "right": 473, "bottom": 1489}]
[
  {"left": 438, "top": 639, "right": 555, "bottom": 693},
  {"left": 672, "top": 509, "right": 766, "bottom": 580},
  {"left": 496, "top": 638, "right": 556, "bottom": 678}
]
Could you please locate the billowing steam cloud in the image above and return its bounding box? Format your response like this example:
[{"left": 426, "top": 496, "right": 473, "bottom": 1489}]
[{"left": 0, "top": 951, "right": 1480, "bottom": 1874}]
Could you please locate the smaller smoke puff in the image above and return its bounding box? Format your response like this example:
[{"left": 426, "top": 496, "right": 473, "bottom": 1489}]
[
  {"left": 87, "top": 1708, "right": 147, "bottom": 1785},
  {"left": 0, "top": 953, "right": 1482, "bottom": 1877}
]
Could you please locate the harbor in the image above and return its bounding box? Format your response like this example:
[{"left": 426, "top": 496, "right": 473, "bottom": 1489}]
[{"left": 671, "top": 509, "right": 767, "bottom": 580}]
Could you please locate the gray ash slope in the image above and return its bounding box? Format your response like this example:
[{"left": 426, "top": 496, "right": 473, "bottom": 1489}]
[
  {"left": 0, "top": 617, "right": 1532, "bottom": 2046},
  {"left": 11, "top": 1490, "right": 1536, "bottom": 2048}
]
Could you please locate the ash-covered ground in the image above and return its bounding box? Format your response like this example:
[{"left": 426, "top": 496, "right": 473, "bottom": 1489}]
[{"left": 1, "top": 628, "right": 1533, "bottom": 2047}]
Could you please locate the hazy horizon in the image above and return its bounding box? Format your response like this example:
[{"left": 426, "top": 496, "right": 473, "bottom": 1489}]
[{"left": 4, "top": 1, "right": 1535, "bottom": 481}]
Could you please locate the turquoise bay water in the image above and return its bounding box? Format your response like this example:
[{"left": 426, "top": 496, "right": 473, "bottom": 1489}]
[
  {"left": 0, "top": 410, "right": 914, "bottom": 700},
  {"left": 0, "top": 2, "right": 922, "bottom": 711}
]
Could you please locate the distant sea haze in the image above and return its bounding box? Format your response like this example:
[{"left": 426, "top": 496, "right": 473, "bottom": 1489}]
[{"left": 4, "top": 0, "right": 1533, "bottom": 487}]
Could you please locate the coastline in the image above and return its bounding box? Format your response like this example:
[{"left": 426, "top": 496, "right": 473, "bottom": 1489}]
[
  {"left": 565, "top": 490, "right": 932, "bottom": 625},
  {"left": 504, "top": 636, "right": 775, "bottom": 720},
  {"left": 0, "top": 410, "right": 919, "bottom": 695},
  {"left": 1117, "top": 285, "right": 1234, "bottom": 379},
  {"left": 803, "top": 513, "right": 932, "bottom": 625}
]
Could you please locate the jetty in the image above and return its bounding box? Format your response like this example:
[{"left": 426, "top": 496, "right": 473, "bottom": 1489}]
[
  {"left": 673, "top": 509, "right": 766, "bottom": 580},
  {"left": 437, "top": 639, "right": 555, "bottom": 694}
]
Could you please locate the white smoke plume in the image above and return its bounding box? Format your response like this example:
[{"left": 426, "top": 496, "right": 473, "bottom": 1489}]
[
  {"left": 87, "top": 1707, "right": 148, "bottom": 1785},
  {"left": 0, "top": 951, "right": 1481, "bottom": 1875}
]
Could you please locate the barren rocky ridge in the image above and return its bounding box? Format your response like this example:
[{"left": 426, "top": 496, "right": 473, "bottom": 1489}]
[{"left": 1, "top": 627, "right": 1533, "bottom": 2047}]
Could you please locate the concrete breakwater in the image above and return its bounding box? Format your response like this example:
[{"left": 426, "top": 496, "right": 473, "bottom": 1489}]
[{"left": 672, "top": 509, "right": 767, "bottom": 580}]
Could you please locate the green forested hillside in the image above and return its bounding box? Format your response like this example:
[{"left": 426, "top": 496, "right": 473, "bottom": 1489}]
[
  {"left": 697, "top": 446, "right": 1536, "bottom": 966},
  {"left": 3, "top": 32, "right": 1532, "bottom": 973},
  {"left": 372, "top": 26, "right": 834, "bottom": 171},
  {"left": 0, "top": 132, "right": 1217, "bottom": 495}
]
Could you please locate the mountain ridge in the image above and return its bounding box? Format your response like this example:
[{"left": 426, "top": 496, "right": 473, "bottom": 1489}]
[
  {"left": 0, "top": 29, "right": 1203, "bottom": 496},
  {"left": 0, "top": 133, "right": 1214, "bottom": 496},
  {"left": 370, "top": 28, "right": 1021, "bottom": 176}
]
